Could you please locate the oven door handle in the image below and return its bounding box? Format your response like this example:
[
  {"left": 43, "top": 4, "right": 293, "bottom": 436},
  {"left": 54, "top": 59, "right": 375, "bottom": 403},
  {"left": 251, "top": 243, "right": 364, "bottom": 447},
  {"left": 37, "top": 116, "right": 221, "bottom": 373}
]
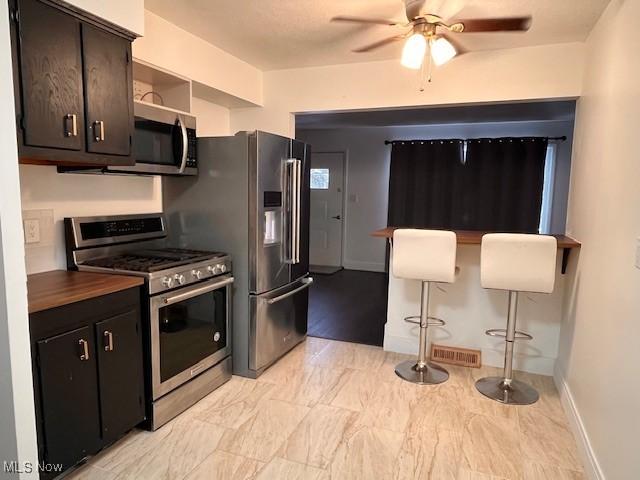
[
  {"left": 161, "top": 276, "right": 234, "bottom": 305},
  {"left": 177, "top": 114, "right": 188, "bottom": 174}
]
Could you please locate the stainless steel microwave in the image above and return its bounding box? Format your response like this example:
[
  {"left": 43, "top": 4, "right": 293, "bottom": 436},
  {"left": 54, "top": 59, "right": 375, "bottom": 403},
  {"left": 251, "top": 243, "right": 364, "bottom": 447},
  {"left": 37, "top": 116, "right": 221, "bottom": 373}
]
[{"left": 99, "top": 101, "right": 198, "bottom": 176}]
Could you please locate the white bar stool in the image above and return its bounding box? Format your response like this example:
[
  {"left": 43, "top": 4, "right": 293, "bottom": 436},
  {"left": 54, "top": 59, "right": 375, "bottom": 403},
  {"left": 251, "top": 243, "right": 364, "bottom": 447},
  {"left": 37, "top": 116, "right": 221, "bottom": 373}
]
[
  {"left": 392, "top": 229, "right": 457, "bottom": 385},
  {"left": 475, "top": 233, "right": 557, "bottom": 405}
]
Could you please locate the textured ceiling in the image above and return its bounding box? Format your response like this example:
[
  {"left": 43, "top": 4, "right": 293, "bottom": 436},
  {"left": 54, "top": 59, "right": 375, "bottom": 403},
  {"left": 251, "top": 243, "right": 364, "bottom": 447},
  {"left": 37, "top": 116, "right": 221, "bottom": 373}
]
[
  {"left": 145, "top": 0, "right": 610, "bottom": 71},
  {"left": 296, "top": 101, "right": 577, "bottom": 129}
]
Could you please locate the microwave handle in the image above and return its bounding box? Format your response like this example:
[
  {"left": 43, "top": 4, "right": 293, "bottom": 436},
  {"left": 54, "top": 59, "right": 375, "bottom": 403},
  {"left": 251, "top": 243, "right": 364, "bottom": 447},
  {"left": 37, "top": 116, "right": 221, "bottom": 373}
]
[{"left": 177, "top": 115, "right": 188, "bottom": 173}]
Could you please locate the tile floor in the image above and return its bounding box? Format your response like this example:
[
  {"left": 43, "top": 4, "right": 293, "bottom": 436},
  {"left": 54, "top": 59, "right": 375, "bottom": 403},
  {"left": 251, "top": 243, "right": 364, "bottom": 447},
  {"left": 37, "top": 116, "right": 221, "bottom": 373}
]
[{"left": 68, "top": 338, "right": 585, "bottom": 480}]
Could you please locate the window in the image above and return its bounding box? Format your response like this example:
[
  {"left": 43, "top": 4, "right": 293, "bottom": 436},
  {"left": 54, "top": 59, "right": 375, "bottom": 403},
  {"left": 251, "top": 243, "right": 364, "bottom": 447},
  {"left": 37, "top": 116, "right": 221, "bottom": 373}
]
[
  {"left": 310, "top": 168, "right": 329, "bottom": 189},
  {"left": 538, "top": 144, "right": 557, "bottom": 234}
]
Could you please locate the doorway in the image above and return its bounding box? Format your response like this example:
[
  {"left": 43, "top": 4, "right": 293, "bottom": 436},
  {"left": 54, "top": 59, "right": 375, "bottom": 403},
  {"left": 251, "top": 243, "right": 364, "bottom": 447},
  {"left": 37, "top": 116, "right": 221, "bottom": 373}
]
[{"left": 309, "top": 151, "right": 345, "bottom": 274}]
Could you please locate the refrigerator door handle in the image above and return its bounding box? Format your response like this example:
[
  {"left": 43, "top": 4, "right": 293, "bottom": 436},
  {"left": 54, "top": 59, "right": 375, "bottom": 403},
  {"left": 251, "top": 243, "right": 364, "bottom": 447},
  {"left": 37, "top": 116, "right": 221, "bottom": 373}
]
[
  {"left": 266, "top": 277, "right": 313, "bottom": 305},
  {"left": 285, "top": 159, "right": 297, "bottom": 264},
  {"left": 294, "top": 158, "right": 302, "bottom": 264}
]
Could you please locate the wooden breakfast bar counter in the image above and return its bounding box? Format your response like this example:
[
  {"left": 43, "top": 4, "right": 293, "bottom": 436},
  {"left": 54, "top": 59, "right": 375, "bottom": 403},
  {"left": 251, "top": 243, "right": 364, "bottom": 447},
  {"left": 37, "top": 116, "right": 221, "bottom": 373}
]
[
  {"left": 371, "top": 227, "right": 581, "bottom": 375},
  {"left": 372, "top": 227, "right": 580, "bottom": 274}
]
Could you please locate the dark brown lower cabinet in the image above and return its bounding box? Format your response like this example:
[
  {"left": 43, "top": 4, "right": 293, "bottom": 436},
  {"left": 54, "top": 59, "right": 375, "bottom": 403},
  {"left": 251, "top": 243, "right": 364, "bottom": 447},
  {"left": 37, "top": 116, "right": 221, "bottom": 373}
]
[
  {"left": 95, "top": 310, "right": 145, "bottom": 444},
  {"left": 36, "top": 326, "right": 102, "bottom": 471},
  {"left": 30, "top": 288, "right": 145, "bottom": 479}
]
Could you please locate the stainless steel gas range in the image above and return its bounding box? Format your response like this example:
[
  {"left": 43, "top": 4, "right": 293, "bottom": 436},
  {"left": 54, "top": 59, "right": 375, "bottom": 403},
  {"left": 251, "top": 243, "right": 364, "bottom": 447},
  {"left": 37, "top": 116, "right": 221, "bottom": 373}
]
[{"left": 65, "top": 213, "right": 233, "bottom": 430}]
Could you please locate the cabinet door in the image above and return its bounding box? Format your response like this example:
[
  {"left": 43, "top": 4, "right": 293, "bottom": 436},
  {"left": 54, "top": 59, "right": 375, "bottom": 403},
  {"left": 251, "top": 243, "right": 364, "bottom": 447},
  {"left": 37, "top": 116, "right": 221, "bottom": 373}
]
[
  {"left": 36, "top": 326, "right": 101, "bottom": 470},
  {"left": 82, "top": 23, "right": 133, "bottom": 156},
  {"left": 17, "top": 0, "right": 85, "bottom": 150},
  {"left": 95, "top": 308, "right": 145, "bottom": 443}
]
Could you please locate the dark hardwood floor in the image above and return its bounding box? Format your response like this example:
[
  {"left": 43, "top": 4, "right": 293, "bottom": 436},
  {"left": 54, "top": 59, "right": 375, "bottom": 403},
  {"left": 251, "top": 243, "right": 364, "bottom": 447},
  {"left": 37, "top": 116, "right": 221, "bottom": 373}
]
[{"left": 308, "top": 269, "right": 388, "bottom": 346}]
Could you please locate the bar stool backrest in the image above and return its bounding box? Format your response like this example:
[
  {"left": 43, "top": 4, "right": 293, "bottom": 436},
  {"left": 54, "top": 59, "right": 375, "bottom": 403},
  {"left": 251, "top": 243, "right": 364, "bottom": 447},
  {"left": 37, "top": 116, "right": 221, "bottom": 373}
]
[
  {"left": 392, "top": 229, "right": 457, "bottom": 283},
  {"left": 481, "top": 233, "right": 557, "bottom": 294}
]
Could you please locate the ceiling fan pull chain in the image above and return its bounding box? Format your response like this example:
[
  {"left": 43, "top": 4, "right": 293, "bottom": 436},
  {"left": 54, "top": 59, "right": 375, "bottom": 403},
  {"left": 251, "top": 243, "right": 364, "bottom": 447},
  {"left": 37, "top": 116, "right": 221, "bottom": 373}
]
[{"left": 419, "top": 49, "right": 432, "bottom": 92}]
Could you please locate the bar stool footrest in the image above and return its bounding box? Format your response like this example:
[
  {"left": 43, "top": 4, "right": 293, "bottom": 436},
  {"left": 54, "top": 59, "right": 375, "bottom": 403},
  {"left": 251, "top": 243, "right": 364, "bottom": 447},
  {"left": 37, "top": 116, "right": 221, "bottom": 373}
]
[
  {"left": 485, "top": 328, "right": 533, "bottom": 341},
  {"left": 403, "top": 315, "right": 446, "bottom": 327}
]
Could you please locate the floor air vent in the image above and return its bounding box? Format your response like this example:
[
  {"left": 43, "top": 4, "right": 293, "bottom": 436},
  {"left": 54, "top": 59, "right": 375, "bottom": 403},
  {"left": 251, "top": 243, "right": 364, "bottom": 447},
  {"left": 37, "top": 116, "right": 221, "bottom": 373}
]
[{"left": 430, "top": 344, "right": 482, "bottom": 368}]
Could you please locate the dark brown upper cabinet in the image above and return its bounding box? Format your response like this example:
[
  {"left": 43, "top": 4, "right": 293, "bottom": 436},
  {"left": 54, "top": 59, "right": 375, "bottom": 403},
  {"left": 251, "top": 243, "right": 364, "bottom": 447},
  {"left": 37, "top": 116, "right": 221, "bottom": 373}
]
[
  {"left": 10, "top": 0, "right": 136, "bottom": 167},
  {"left": 82, "top": 24, "right": 133, "bottom": 157}
]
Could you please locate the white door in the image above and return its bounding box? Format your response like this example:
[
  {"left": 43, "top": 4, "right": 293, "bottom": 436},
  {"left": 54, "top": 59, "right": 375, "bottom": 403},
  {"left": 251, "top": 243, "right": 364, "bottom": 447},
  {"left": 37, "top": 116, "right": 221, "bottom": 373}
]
[{"left": 309, "top": 152, "right": 344, "bottom": 267}]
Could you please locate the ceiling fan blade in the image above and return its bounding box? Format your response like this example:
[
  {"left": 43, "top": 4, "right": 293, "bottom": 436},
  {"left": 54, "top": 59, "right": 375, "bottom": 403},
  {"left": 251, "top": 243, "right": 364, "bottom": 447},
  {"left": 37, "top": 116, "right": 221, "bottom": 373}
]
[
  {"left": 439, "top": 33, "right": 467, "bottom": 56},
  {"left": 404, "top": 0, "right": 426, "bottom": 21},
  {"left": 353, "top": 35, "right": 404, "bottom": 53},
  {"left": 453, "top": 16, "right": 532, "bottom": 33},
  {"left": 331, "top": 15, "right": 400, "bottom": 26}
]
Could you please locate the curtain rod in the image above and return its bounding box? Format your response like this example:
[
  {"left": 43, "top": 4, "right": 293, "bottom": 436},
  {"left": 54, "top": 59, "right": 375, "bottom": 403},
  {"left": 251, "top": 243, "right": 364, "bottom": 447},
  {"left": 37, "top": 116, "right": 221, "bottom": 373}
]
[{"left": 384, "top": 136, "right": 567, "bottom": 145}]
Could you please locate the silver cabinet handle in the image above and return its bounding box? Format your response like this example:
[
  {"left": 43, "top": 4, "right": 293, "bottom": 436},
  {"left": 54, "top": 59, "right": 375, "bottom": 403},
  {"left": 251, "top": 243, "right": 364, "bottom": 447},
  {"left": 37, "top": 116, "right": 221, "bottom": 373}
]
[
  {"left": 103, "top": 331, "right": 114, "bottom": 352},
  {"left": 93, "top": 120, "right": 105, "bottom": 142},
  {"left": 177, "top": 115, "right": 188, "bottom": 173},
  {"left": 267, "top": 277, "right": 313, "bottom": 305},
  {"left": 79, "top": 339, "right": 90, "bottom": 361},
  {"left": 64, "top": 114, "right": 78, "bottom": 137}
]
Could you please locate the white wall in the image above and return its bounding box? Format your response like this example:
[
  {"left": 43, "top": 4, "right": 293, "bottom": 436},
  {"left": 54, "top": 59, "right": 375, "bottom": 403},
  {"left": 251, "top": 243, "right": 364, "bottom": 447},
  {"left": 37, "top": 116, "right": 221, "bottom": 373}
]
[
  {"left": 20, "top": 167, "right": 162, "bottom": 274},
  {"left": 65, "top": 0, "right": 144, "bottom": 36},
  {"left": 134, "top": 11, "right": 263, "bottom": 107},
  {"left": 231, "top": 42, "right": 585, "bottom": 137},
  {"left": 191, "top": 97, "right": 231, "bottom": 137},
  {"left": 0, "top": 7, "right": 37, "bottom": 479},
  {"left": 386, "top": 245, "right": 567, "bottom": 376},
  {"left": 298, "top": 120, "right": 574, "bottom": 272},
  {"left": 557, "top": 1, "right": 640, "bottom": 479}
]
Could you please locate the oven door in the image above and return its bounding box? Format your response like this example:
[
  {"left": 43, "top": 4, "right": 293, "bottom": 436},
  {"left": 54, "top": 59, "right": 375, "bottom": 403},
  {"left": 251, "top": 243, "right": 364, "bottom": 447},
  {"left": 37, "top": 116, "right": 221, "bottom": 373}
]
[{"left": 149, "top": 275, "right": 233, "bottom": 400}]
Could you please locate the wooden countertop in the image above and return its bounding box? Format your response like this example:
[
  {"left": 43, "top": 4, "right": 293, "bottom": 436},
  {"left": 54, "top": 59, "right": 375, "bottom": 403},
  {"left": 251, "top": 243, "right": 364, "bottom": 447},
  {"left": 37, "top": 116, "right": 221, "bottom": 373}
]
[
  {"left": 371, "top": 227, "right": 581, "bottom": 249},
  {"left": 27, "top": 270, "right": 144, "bottom": 314}
]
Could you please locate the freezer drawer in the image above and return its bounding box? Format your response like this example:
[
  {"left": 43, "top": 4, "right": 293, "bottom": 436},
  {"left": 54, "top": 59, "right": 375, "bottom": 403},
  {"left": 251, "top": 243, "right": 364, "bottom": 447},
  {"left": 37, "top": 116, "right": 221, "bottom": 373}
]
[{"left": 249, "top": 276, "right": 313, "bottom": 372}]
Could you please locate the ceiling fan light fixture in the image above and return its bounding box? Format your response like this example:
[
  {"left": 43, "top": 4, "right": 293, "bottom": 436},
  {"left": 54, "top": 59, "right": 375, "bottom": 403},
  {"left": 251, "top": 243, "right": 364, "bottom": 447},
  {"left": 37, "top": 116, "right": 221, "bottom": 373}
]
[
  {"left": 429, "top": 37, "right": 457, "bottom": 66},
  {"left": 401, "top": 33, "right": 427, "bottom": 70}
]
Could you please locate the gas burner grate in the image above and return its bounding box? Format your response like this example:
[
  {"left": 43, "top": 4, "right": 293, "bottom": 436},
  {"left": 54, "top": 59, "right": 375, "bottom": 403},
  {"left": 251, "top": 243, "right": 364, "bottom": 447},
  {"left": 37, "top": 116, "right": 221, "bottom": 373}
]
[{"left": 82, "top": 248, "right": 225, "bottom": 273}]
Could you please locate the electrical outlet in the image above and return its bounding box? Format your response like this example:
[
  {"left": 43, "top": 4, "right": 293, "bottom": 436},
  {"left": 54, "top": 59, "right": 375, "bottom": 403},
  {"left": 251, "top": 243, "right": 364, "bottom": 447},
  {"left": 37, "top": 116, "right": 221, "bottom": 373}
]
[
  {"left": 24, "top": 219, "right": 40, "bottom": 244},
  {"left": 22, "top": 209, "right": 54, "bottom": 247}
]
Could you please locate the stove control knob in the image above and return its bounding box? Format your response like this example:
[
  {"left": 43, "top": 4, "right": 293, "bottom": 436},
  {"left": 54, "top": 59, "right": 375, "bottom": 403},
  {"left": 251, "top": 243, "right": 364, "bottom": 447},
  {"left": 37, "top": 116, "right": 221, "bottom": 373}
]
[
  {"left": 191, "top": 269, "right": 202, "bottom": 280},
  {"left": 174, "top": 274, "right": 186, "bottom": 285},
  {"left": 207, "top": 265, "right": 215, "bottom": 274},
  {"left": 220, "top": 264, "right": 227, "bottom": 273},
  {"left": 161, "top": 276, "right": 174, "bottom": 288}
]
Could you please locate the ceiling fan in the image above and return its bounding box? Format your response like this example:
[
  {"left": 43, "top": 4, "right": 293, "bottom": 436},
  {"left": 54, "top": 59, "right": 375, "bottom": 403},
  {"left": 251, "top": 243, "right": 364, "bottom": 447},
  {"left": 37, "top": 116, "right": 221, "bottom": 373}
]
[{"left": 331, "top": 0, "right": 532, "bottom": 70}]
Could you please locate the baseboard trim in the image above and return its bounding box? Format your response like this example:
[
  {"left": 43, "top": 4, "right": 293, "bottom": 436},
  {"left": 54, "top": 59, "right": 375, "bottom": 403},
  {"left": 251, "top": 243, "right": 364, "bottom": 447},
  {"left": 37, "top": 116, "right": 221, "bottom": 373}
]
[
  {"left": 342, "top": 260, "right": 385, "bottom": 273},
  {"left": 553, "top": 367, "right": 605, "bottom": 480},
  {"left": 383, "top": 332, "right": 555, "bottom": 376}
]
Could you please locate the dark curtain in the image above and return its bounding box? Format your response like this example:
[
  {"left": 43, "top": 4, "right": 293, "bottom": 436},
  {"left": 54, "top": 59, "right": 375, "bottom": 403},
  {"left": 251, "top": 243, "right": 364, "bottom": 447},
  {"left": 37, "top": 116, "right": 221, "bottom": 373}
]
[
  {"left": 387, "top": 140, "right": 467, "bottom": 229},
  {"left": 464, "top": 137, "right": 548, "bottom": 232},
  {"left": 387, "top": 137, "right": 548, "bottom": 233}
]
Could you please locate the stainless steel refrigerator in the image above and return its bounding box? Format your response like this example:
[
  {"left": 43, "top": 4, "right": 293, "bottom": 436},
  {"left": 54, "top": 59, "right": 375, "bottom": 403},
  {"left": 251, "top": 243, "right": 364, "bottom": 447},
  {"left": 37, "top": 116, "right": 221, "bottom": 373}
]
[{"left": 163, "top": 131, "right": 312, "bottom": 378}]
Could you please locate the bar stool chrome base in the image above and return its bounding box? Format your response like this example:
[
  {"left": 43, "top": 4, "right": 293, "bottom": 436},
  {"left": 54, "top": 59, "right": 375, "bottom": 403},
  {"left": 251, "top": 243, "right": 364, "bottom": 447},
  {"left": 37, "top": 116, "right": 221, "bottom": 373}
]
[
  {"left": 475, "top": 376, "right": 539, "bottom": 405},
  {"left": 395, "top": 359, "right": 449, "bottom": 385}
]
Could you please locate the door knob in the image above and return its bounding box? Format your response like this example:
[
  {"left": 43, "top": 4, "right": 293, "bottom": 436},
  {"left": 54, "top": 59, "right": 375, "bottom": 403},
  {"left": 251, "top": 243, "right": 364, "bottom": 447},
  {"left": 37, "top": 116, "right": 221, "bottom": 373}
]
[{"left": 332, "top": 215, "right": 341, "bottom": 220}]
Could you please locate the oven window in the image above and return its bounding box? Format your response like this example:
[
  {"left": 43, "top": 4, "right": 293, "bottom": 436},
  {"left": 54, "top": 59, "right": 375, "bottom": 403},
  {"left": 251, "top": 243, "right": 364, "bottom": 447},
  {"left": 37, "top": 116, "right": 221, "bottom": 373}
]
[
  {"left": 133, "top": 118, "right": 181, "bottom": 166},
  {"left": 158, "top": 287, "right": 227, "bottom": 382}
]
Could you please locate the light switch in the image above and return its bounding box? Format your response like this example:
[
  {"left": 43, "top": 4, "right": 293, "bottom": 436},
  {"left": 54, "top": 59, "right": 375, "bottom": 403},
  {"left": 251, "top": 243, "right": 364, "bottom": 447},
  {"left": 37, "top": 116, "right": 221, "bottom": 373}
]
[
  {"left": 24, "top": 219, "right": 40, "bottom": 244},
  {"left": 636, "top": 238, "right": 640, "bottom": 269}
]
